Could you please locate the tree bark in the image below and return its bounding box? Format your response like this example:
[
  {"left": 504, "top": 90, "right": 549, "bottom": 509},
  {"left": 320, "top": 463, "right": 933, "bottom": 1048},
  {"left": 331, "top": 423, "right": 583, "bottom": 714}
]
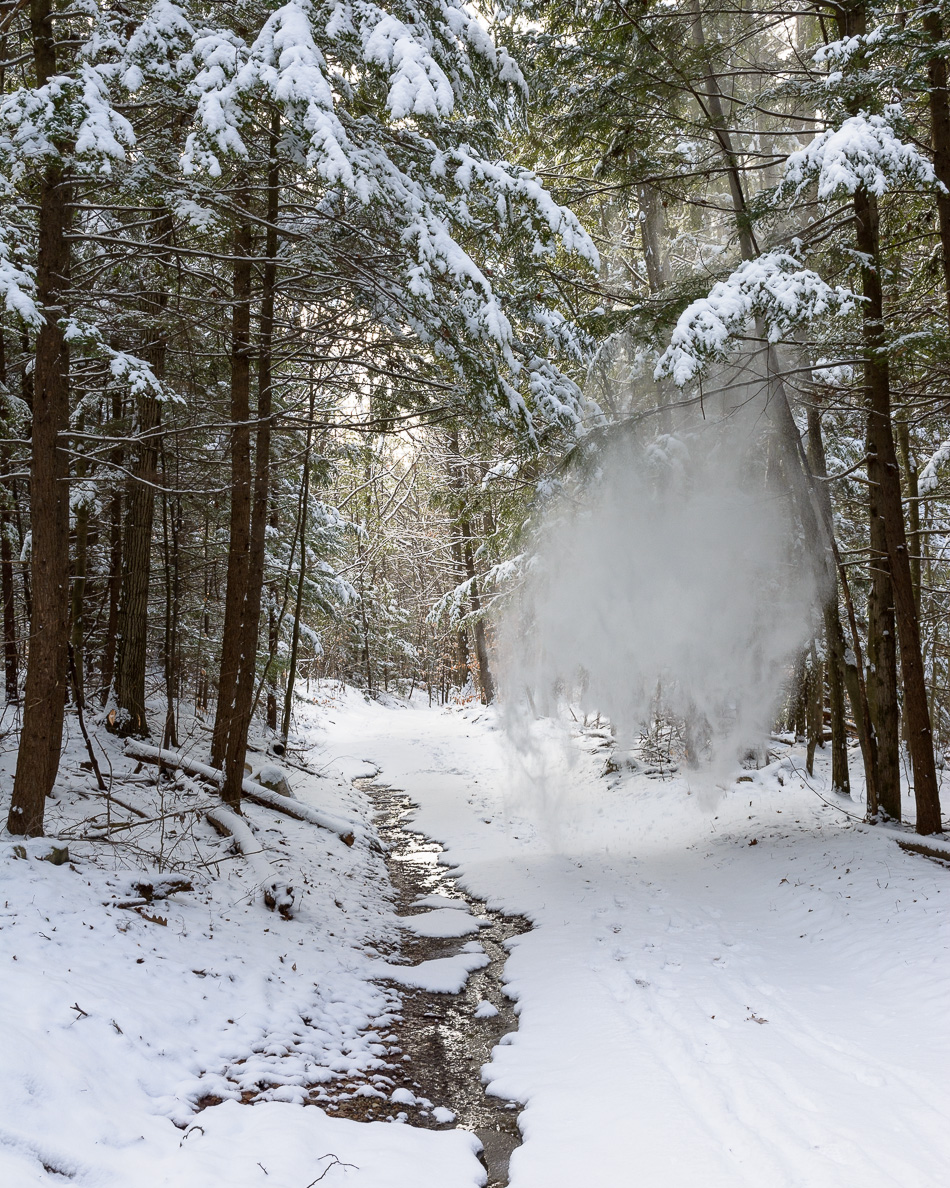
[
  {"left": 211, "top": 187, "right": 254, "bottom": 795},
  {"left": 281, "top": 407, "right": 314, "bottom": 746},
  {"left": 854, "top": 181, "right": 942, "bottom": 832},
  {"left": 99, "top": 394, "right": 123, "bottom": 704},
  {"left": 462, "top": 527, "right": 495, "bottom": 704},
  {"left": 865, "top": 459, "right": 900, "bottom": 819},
  {"left": 806, "top": 647, "right": 823, "bottom": 777},
  {"left": 923, "top": 3, "right": 950, "bottom": 329},
  {"left": 221, "top": 131, "right": 278, "bottom": 807},
  {"left": 8, "top": 0, "right": 71, "bottom": 835},
  {"left": 805, "top": 405, "right": 851, "bottom": 796},
  {"left": 111, "top": 392, "right": 160, "bottom": 736},
  {"left": 0, "top": 336, "right": 19, "bottom": 704}
]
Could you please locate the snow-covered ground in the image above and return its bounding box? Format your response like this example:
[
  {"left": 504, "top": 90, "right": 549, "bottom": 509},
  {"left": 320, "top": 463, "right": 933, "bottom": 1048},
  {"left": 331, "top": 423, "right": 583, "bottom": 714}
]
[{"left": 2, "top": 688, "right": 950, "bottom": 1186}]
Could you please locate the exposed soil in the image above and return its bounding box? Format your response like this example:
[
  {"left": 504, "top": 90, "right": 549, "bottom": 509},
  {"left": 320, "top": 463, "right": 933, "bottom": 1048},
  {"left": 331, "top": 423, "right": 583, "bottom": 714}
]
[{"left": 335, "top": 777, "right": 532, "bottom": 1187}]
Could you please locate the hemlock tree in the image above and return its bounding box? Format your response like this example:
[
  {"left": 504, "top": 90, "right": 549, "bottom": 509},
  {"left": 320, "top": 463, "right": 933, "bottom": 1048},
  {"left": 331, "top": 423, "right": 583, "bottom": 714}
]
[{"left": 1, "top": 0, "right": 597, "bottom": 834}]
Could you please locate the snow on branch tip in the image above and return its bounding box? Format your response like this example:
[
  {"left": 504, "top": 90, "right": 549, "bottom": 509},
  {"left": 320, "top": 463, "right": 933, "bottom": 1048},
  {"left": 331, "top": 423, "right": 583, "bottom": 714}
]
[{"left": 654, "top": 249, "right": 856, "bottom": 388}]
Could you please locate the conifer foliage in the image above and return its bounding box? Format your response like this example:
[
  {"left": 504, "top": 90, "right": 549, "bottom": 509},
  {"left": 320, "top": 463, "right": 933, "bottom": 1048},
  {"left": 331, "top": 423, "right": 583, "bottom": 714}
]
[
  {"left": 3, "top": 0, "right": 950, "bottom": 840},
  {"left": 0, "top": 0, "right": 593, "bottom": 835}
]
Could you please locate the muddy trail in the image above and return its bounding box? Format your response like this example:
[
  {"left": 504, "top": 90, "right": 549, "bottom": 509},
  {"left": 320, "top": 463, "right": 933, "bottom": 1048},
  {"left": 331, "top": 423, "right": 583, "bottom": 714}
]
[{"left": 332, "top": 777, "right": 531, "bottom": 1187}]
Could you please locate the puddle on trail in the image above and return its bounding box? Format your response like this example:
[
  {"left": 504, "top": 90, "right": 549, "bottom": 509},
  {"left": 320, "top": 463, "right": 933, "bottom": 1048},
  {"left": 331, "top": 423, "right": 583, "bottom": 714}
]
[{"left": 329, "top": 778, "right": 531, "bottom": 1187}]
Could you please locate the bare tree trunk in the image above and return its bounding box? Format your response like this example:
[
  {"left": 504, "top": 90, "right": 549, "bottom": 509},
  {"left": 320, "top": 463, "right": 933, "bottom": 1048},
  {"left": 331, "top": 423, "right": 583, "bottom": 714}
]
[
  {"left": 266, "top": 501, "right": 280, "bottom": 732},
  {"left": 69, "top": 444, "right": 89, "bottom": 705},
  {"left": 854, "top": 180, "right": 942, "bottom": 832},
  {"left": 0, "top": 335, "right": 19, "bottom": 704},
  {"left": 923, "top": 3, "right": 950, "bottom": 329},
  {"left": 895, "top": 417, "right": 921, "bottom": 614},
  {"left": 865, "top": 466, "right": 900, "bottom": 819},
  {"left": 805, "top": 406, "right": 851, "bottom": 796},
  {"left": 211, "top": 189, "right": 254, "bottom": 795},
  {"left": 99, "top": 394, "right": 123, "bottom": 704},
  {"left": 806, "top": 647, "right": 823, "bottom": 777},
  {"left": 110, "top": 211, "right": 170, "bottom": 738},
  {"left": 221, "top": 132, "right": 278, "bottom": 807},
  {"left": 160, "top": 445, "right": 179, "bottom": 750},
  {"left": 111, "top": 393, "right": 160, "bottom": 737},
  {"left": 462, "top": 528, "right": 494, "bottom": 704},
  {"left": 281, "top": 417, "right": 313, "bottom": 745},
  {"left": 8, "top": 0, "right": 71, "bottom": 835},
  {"left": 450, "top": 535, "right": 469, "bottom": 687},
  {"left": 0, "top": 503, "right": 17, "bottom": 704},
  {"left": 638, "top": 182, "right": 672, "bottom": 293}
]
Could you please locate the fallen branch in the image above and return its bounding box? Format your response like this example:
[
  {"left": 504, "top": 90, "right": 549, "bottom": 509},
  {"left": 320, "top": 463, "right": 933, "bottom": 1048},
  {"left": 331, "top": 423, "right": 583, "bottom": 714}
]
[
  {"left": 206, "top": 805, "right": 295, "bottom": 919},
  {"left": 895, "top": 838, "right": 950, "bottom": 866},
  {"left": 109, "top": 877, "right": 194, "bottom": 909},
  {"left": 241, "top": 782, "right": 356, "bottom": 846},
  {"left": 123, "top": 740, "right": 358, "bottom": 846}
]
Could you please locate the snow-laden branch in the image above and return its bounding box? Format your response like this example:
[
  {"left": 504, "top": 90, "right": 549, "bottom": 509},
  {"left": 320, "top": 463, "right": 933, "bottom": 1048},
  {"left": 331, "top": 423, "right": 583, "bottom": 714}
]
[
  {"left": 782, "top": 112, "right": 941, "bottom": 200},
  {"left": 0, "top": 221, "right": 40, "bottom": 328},
  {"left": 0, "top": 60, "right": 134, "bottom": 175},
  {"left": 812, "top": 24, "right": 893, "bottom": 67},
  {"left": 655, "top": 249, "right": 856, "bottom": 388},
  {"left": 62, "top": 320, "right": 184, "bottom": 403},
  {"left": 919, "top": 440, "right": 950, "bottom": 495},
  {"left": 428, "top": 554, "right": 524, "bottom": 626}
]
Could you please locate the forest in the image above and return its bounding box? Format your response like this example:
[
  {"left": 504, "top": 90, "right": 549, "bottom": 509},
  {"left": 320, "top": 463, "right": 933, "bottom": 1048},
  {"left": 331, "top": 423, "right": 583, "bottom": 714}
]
[{"left": 2, "top": 1, "right": 950, "bottom": 1186}]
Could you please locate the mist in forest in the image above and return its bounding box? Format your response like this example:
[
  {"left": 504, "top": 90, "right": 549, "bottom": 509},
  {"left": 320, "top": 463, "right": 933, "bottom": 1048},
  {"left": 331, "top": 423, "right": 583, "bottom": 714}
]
[{"left": 498, "top": 389, "right": 820, "bottom": 803}]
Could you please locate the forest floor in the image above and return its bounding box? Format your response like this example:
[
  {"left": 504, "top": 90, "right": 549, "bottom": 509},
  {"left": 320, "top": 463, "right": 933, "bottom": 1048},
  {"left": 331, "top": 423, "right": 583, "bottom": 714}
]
[{"left": 2, "top": 687, "right": 950, "bottom": 1187}]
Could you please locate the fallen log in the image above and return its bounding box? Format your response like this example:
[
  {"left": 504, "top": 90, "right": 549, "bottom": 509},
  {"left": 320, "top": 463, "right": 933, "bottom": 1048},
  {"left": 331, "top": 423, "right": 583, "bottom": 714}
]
[
  {"left": 206, "top": 805, "right": 295, "bottom": 919},
  {"left": 123, "top": 740, "right": 358, "bottom": 846}
]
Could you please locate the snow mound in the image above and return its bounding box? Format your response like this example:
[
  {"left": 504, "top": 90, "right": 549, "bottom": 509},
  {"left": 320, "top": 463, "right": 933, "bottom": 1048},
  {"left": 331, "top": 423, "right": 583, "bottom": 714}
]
[
  {"left": 373, "top": 949, "right": 490, "bottom": 993},
  {"left": 398, "top": 908, "right": 487, "bottom": 937}
]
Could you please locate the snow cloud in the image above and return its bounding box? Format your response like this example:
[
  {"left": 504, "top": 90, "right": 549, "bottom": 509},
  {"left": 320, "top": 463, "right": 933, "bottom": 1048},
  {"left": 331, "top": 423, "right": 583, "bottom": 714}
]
[{"left": 498, "top": 385, "right": 819, "bottom": 797}]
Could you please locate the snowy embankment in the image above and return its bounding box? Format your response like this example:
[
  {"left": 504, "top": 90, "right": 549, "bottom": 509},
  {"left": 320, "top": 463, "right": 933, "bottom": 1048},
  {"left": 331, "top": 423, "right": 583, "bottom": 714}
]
[
  {"left": 320, "top": 690, "right": 950, "bottom": 1188},
  {"left": 2, "top": 688, "right": 950, "bottom": 1187},
  {"left": 0, "top": 703, "right": 484, "bottom": 1188}
]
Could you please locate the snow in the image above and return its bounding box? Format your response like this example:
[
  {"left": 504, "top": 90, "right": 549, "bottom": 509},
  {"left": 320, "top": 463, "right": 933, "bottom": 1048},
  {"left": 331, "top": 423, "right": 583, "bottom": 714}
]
[
  {"left": 3, "top": 686, "right": 950, "bottom": 1186},
  {"left": 783, "top": 112, "right": 940, "bottom": 200},
  {"left": 919, "top": 438, "right": 950, "bottom": 495},
  {"left": 398, "top": 907, "right": 488, "bottom": 937},
  {"left": 655, "top": 249, "right": 854, "bottom": 387},
  {"left": 412, "top": 893, "right": 469, "bottom": 909},
  {"left": 312, "top": 687, "right": 950, "bottom": 1188},
  {"left": 371, "top": 948, "right": 491, "bottom": 993}
]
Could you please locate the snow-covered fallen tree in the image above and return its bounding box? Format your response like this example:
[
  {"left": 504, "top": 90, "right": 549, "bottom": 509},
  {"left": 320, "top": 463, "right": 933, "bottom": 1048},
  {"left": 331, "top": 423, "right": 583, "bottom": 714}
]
[
  {"left": 205, "top": 803, "right": 295, "bottom": 919},
  {"left": 123, "top": 740, "right": 359, "bottom": 846}
]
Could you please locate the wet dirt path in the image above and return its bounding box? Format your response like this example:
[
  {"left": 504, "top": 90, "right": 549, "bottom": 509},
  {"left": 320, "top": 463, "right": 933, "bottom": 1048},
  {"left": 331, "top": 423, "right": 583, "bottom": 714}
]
[{"left": 354, "top": 777, "right": 531, "bottom": 1187}]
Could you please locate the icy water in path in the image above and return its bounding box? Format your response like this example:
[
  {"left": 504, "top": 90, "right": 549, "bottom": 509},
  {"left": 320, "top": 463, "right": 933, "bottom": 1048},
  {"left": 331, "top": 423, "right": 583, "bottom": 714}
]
[{"left": 356, "top": 777, "right": 531, "bottom": 1187}]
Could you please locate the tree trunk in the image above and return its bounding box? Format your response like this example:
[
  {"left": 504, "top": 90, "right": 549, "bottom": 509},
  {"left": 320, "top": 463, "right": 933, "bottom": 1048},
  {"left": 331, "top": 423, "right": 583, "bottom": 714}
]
[
  {"left": 894, "top": 416, "right": 921, "bottom": 614},
  {"left": 211, "top": 189, "right": 254, "bottom": 795},
  {"left": 8, "top": 0, "right": 71, "bottom": 836},
  {"left": 99, "top": 394, "right": 123, "bottom": 704},
  {"left": 462, "top": 528, "right": 494, "bottom": 704},
  {"left": 221, "top": 132, "right": 278, "bottom": 807},
  {"left": 69, "top": 461, "right": 89, "bottom": 706},
  {"left": 805, "top": 406, "right": 851, "bottom": 796},
  {"left": 806, "top": 647, "right": 823, "bottom": 777},
  {"left": 0, "top": 335, "right": 19, "bottom": 704},
  {"left": 111, "top": 393, "right": 160, "bottom": 736},
  {"left": 923, "top": 3, "right": 950, "bottom": 329},
  {"left": 865, "top": 463, "right": 900, "bottom": 819},
  {"left": 281, "top": 423, "right": 312, "bottom": 745},
  {"left": 854, "top": 181, "right": 942, "bottom": 833}
]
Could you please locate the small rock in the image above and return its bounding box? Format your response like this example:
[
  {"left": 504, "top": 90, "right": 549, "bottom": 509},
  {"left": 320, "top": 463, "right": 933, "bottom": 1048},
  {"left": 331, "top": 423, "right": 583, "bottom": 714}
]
[{"left": 255, "top": 764, "right": 295, "bottom": 799}]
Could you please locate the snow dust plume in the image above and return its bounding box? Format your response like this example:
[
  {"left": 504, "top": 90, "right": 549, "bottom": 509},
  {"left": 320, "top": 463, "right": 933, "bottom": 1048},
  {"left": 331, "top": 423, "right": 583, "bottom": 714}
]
[{"left": 498, "top": 393, "right": 819, "bottom": 801}]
